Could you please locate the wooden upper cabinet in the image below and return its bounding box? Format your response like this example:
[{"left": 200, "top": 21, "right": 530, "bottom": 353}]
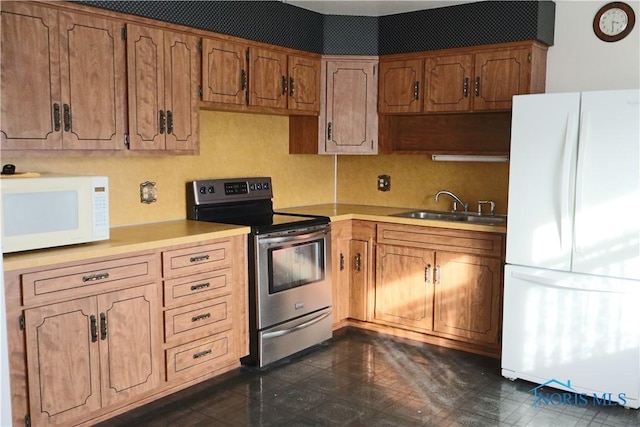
[
  {"left": 320, "top": 58, "right": 378, "bottom": 154},
  {"left": 423, "top": 54, "right": 473, "bottom": 113},
  {"left": 287, "top": 54, "right": 320, "bottom": 112},
  {"left": 472, "top": 48, "right": 532, "bottom": 111},
  {"left": 381, "top": 41, "right": 547, "bottom": 115},
  {"left": 378, "top": 59, "right": 423, "bottom": 114},
  {"left": 127, "top": 24, "right": 199, "bottom": 151},
  {"left": 249, "top": 47, "right": 288, "bottom": 110},
  {"left": 0, "top": 2, "right": 126, "bottom": 150},
  {"left": 202, "top": 38, "right": 247, "bottom": 106}
]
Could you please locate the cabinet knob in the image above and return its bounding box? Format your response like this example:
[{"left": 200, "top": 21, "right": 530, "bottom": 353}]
[
  {"left": 289, "top": 77, "right": 295, "bottom": 96},
  {"left": 281, "top": 75, "right": 288, "bottom": 96},
  {"left": 340, "top": 252, "right": 344, "bottom": 271},
  {"left": 90, "top": 315, "right": 98, "bottom": 343},
  {"left": 425, "top": 264, "right": 431, "bottom": 284},
  {"left": 355, "top": 253, "right": 362, "bottom": 272},
  {"left": 413, "top": 81, "right": 420, "bottom": 100},
  {"left": 474, "top": 77, "right": 481, "bottom": 97},
  {"left": 240, "top": 69, "right": 247, "bottom": 90},
  {"left": 327, "top": 122, "right": 332, "bottom": 140},
  {"left": 463, "top": 77, "right": 469, "bottom": 98}
]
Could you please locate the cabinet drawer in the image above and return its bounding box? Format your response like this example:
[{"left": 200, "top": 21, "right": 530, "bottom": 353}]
[
  {"left": 162, "top": 240, "right": 233, "bottom": 278},
  {"left": 163, "top": 268, "right": 233, "bottom": 307},
  {"left": 164, "top": 295, "right": 233, "bottom": 344},
  {"left": 377, "top": 223, "right": 504, "bottom": 258},
  {"left": 165, "top": 330, "right": 236, "bottom": 381},
  {"left": 22, "top": 254, "right": 157, "bottom": 306}
]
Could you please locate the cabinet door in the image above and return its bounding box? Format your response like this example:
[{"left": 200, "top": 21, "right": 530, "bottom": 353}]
[
  {"left": 433, "top": 252, "right": 502, "bottom": 344},
  {"left": 423, "top": 54, "right": 473, "bottom": 113},
  {"left": 248, "top": 47, "right": 288, "bottom": 109},
  {"left": 202, "top": 38, "right": 247, "bottom": 106},
  {"left": 473, "top": 48, "right": 530, "bottom": 111},
  {"left": 98, "top": 284, "right": 161, "bottom": 407},
  {"left": 287, "top": 54, "right": 320, "bottom": 112},
  {"left": 374, "top": 244, "right": 434, "bottom": 331},
  {"left": 25, "top": 297, "right": 101, "bottom": 427},
  {"left": 378, "top": 59, "right": 423, "bottom": 113},
  {"left": 349, "top": 239, "right": 369, "bottom": 321},
  {"left": 59, "top": 11, "right": 126, "bottom": 149},
  {"left": 333, "top": 236, "right": 351, "bottom": 325},
  {"left": 323, "top": 60, "right": 378, "bottom": 154},
  {"left": 1, "top": 2, "right": 61, "bottom": 150},
  {"left": 127, "top": 24, "right": 165, "bottom": 150},
  {"left": 164, "top": 31, "right": 199, "bottom": 151}
]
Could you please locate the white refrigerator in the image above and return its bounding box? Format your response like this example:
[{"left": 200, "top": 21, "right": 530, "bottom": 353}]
[{"left": 502, "top": 89, "right": 640, "bottom": 409}]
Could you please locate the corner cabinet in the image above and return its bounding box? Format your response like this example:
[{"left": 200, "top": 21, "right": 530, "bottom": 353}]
[
  {"left": 331, "top": 220, "right": 376, "bottom": 328},
  {"left": 379, "top": 41, "right": 548, "bottom": 115},
  {"left": 126, "top": 24, "right": 200, "bottom": 152},
  {"left": 319, "top": 57, "right": 378, "bottom": 154},
  {"left": 0, "top": 2, "right": 127, "bottom": 151}
]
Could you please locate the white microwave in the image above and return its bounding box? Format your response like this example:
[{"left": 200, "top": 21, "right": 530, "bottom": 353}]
[{"left": 1, "top": 175, "right": 109, "bottom": 253}]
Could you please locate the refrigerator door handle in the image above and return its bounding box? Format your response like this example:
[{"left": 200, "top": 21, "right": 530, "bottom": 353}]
[
  {"left": 510, "top": 271, "right": 624, "bottom": 294},
  {"left": 574, "top": 111, "right": 590, "bottom": 254},
  {"left": 560, "top": 112, "right": 577, "bottom": 254}
]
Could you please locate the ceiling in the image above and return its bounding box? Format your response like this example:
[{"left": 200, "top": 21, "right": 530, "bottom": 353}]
[{"left": 281, "top": 0, "right": 482, "bottom": 16}]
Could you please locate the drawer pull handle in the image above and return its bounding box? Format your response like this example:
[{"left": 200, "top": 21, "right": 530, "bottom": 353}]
[
  {"left": 355, "top": 253, "right": 362, "bottom": 272},
  {"left": 82, "top": 272, "right": 110, "bottom": 282},
  {"left": 190, "top": 282, "right": 211, "bottom": 291},
  {"left": 90, "top": 315, "right": 97, "bottom": 343},
  {"left": 100, "top": 312, "right": 107, "bottom": 340},
  {"left": 193, "top": 349, "right": 212, "bottom": 359},
  {"left": 191, "top": 313, "right": 211, "bottom": 322},
  {"left": 189, "top": 255, "right": 210, "bottom": 263},
  {"left": 425, "top": 264, "right": 432, "bottom": 284}
]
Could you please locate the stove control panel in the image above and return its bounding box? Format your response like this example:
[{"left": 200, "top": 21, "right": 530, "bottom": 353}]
[{"left": 189, "top": 177, "right": 272, "bottom": 205}]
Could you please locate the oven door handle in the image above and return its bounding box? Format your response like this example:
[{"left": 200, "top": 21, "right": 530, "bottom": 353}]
[
  {"left": 260, "top": 229, "right": 329, "bottom": 246},
  {"left": 261, "top": 309, "right": 332, "bottom": 339}
]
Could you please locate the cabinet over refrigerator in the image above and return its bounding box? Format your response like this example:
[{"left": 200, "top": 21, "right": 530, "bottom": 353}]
[{"left": 501, "top": 89, "right": 640, "bottom": 409}]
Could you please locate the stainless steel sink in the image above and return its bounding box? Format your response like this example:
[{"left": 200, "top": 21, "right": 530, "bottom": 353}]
[{"left": 391, "top": 210, "right": 507, "bottom": 225}]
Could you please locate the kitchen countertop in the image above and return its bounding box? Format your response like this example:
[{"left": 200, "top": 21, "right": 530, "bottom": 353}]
[
  {"left": 278, "top": 203, "right": 507, "bottom": 234},
  {"left": 2, "top": 220, "right": 250, "bottom": 272}
]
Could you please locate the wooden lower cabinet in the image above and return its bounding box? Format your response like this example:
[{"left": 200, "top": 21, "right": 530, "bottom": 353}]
[
  {"left": 433, "top": 252, "right": 503, "bottom": 345},
  {"left": 4, "top": 234, "right": 248, "bottom": 427},
  {"left": 370, "top": 222, "right": 505, "bottom": 355},
  {"left": 374, "top": 244, "right": 435, "bottom": 331},
  {"left": 24, "top": 283, "right": 161, "bottom": 427}
]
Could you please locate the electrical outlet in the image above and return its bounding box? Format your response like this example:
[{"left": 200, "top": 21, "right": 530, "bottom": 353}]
[
  {"left": 140, "top": 181, "right": 157, "bottom": 204},
  {"left": 377, "top": 175, "right": 391, "bottom": 192}
]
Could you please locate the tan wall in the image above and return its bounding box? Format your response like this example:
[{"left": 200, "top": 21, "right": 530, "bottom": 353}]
[
  {"left": 2, "top": 111, "right": 335, "bottom": 226},
  {"left": 336, "top": 154, "right": 509, "bottom": 214}
]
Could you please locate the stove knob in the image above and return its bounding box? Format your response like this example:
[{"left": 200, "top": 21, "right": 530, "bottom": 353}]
[
  {"left": 263, "top": 182, "right": 270, "bottom": 190},
  {"left": 208, "top": 186, "right": 215, "bottom": 193},
  {"left": 199, "top": 186, "right": 206, "bottom": 195},
  {"left": 250, "top": 183, "right": 256, "bottom": 191},
  {"left": 256, "top": 183, "right": 262, "bottom": 190}
]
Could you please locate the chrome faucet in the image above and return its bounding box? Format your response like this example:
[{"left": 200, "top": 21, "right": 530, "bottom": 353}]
[{"left": 435, "top": 190, "right": 468, "bottom": 212}]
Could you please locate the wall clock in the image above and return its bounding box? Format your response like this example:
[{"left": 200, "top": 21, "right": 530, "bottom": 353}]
[{"left": 593, "top": 2, "right": 636, "bottom": 42}]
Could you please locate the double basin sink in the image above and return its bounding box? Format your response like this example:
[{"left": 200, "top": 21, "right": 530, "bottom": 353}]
[{"left": 391, "top": 209, "right": 507, "bottom": 225}]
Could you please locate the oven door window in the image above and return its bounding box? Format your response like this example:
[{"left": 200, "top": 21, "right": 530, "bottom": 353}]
[{"left": 267, "top": 238, "right": 325, "bottom": 294}]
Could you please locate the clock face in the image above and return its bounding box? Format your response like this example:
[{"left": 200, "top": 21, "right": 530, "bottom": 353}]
[{"left": 599, "top": 8, "right": 629, "bottom": 35}]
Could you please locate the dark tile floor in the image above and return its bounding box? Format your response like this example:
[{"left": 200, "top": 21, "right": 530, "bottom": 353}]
[{"left": 98, "top": 330, "right": 640, "bottom": 426}]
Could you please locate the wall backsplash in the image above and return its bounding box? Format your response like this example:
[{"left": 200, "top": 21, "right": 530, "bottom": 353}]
[
  {"left": 2, "top": 111, "right": 335, "bottom": 226},
  {"left": 337, "top": 154, "right": 509, "bottom": 214}
]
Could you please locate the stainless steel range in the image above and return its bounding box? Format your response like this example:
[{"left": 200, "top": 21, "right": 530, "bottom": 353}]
[{"left": 186, "top": 177, "right": 332, "bottom": 367}]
